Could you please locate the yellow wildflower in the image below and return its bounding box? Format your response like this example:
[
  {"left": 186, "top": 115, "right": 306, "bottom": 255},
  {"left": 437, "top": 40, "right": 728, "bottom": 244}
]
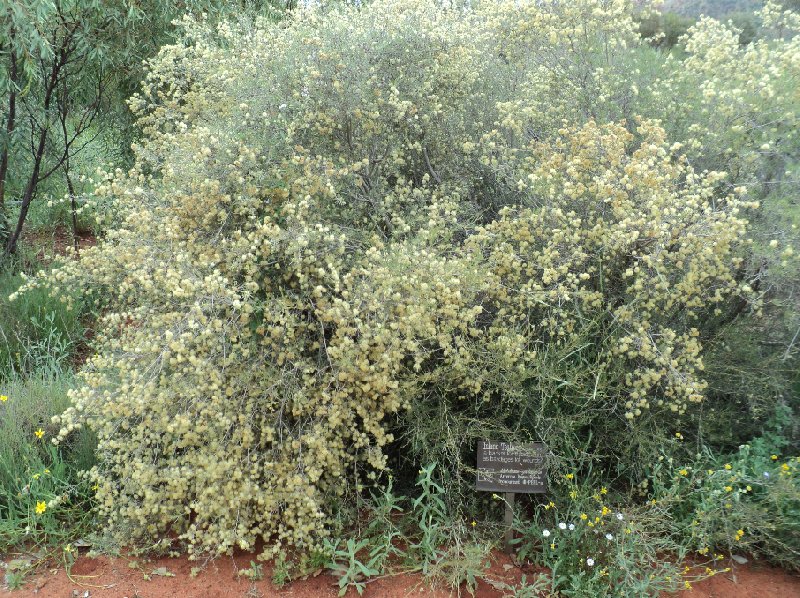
[
  {"left": 34, "top": 429, "right": 44, "bottom": 439},
  {"left": 35, "top": 501, "right": 47, "bottom": 515}
]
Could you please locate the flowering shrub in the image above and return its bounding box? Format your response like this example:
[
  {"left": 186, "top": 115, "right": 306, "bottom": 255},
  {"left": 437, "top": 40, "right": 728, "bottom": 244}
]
[
  {"left": 11, "top": 0, "right": 797, "bottom": 559},
  {"left": 514, "top": 487, "right": 697, "bottom": 596},
  {"left": 0, "top": 377, "right": 95, "bottom": 553},
  {"left": 648, "top": 422, "right": 800, "bottom": 570}
]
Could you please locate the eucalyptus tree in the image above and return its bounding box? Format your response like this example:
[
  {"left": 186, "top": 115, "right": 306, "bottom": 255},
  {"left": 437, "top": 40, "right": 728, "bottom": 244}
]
[{"left": 0, "top": 0, "right": 288, "bottom": 259}]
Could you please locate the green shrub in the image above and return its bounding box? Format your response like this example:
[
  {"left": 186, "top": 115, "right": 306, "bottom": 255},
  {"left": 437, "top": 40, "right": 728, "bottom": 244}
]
[
  {"left": 324, "top": 464, "right": 490, "bottom": 595},
  {"left": 0, "top": 268, "right": 85, "bottom": 379},
  {"left": 0, "top": 375, "right": 96, "bottom": 551},
  {"left": 512, "top": 489, "right": 691, "bottom": 597},
  {"left": 648, "top": 415, "right": 800, "bottom": 570},
  {"left": 635, "top": 11, "right": 696, "bottom": 49}
]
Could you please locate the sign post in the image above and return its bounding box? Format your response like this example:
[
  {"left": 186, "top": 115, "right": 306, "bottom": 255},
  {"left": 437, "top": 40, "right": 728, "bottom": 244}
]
[
  {"left": 476, "top": 441, "right": 547, "bottom": 555},
  {"left": 503, "top": 491, "right": 515, "bottom": 555}
]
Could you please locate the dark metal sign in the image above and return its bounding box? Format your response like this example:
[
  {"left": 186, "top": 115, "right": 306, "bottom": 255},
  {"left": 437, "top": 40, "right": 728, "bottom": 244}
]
[{"left": 476, "top": 441, "right": 547, "bottom": 493}]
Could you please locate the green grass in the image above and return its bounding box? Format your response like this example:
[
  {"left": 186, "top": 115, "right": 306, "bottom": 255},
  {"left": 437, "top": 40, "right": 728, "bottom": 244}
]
[
  {"left": 0, "top": 265, "right": 86, "bottom": 380},
  {"left": 0, "top": 374, "right": 96, "bottom": 552}
]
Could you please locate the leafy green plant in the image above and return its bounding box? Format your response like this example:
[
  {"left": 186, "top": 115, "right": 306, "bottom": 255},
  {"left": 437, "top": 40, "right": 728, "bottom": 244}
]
[
  {"left": 401, "top": 465, "right": 491, "bottom": 593},
  {"left": 270, "top": 550, "right": 291, "bottom": 587},
  {"left": 238, "top": 560, "right": 264, "bottom": 581},
  {"left": 511, "top": 474, "right": 713, "bottom": 597},
  {"left": 408, "top": 464, "right": 448, "bottom": 572},
  {"left": 0, "top": 375, "right": 95, "bottom": 551},
  {"left": 0, "top": 268, "right": 85, "bottom": 380},
  {"left": 648, "top": 417, "right": 800, "bottom": 570},
  {"left": 3, "top": 568, "right": 26, "bottom": 590},
  {"left": 325, "top": 537, "right": 381, "bottom": 597}
]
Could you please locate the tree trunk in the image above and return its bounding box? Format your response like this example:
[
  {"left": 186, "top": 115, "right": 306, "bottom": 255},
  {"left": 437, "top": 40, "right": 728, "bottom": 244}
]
[
  {"left": 4, "top": 123, "right": 48, "bottom": 256},
  {"left": 3, "top": 47, "right": 65, "bottom": 257},
  {"left": 65, "top": 166, "right": 79, "bottom": 252},
  {"left": 0, "top": 47, "right": 18, "bottom": 248}
]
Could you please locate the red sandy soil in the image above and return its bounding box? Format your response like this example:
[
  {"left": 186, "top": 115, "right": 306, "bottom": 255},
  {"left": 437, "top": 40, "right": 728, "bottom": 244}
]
[
  {"left": 2, "top": 551, "right": 799, "bottom": 598},
  {"left": 13, "top": 225, "right": 96, "bottom": 277},
  {"left": 25, "top": 226, "right": 97, "bottom": 263}
]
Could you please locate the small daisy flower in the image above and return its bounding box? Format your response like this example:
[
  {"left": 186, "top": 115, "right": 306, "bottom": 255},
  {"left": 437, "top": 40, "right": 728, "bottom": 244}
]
[
  {"left": 616, "top": 512, "right": 624, "bottom": 520},
  {"left": 605, "top": 533, "right": 614, "bottom": 540},
  {"left": 586, "top": 558, "right": 595, "bottom": 567},
  {"left": 558, "top": 522, "right": 567, "bottom": 530},
  {"left": 568, "top": 523, "right": 575, "bottom": 531},
  {"left": 542, "top": 529, "right": 551, "bottom": 538}
]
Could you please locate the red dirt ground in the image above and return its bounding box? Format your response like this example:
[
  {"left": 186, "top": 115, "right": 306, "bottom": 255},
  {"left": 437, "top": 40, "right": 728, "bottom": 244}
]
[
  {"left": 2, "top": 551, "right": 799, "bottom": 598},
  {"left": 25, "top": 226, "right": 97, "bottom": 264}
]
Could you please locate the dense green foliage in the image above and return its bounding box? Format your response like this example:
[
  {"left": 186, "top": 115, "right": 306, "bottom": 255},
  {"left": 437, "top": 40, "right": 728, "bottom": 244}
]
[
  {"left": 0, "top": 267, "right": 83, "bottom": 377},
  {"left": 0, "top": 0, "right": 292, "bottom": 257},
  {"left": 0, "top": 375, "right": 96, "bottom": 551}
]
